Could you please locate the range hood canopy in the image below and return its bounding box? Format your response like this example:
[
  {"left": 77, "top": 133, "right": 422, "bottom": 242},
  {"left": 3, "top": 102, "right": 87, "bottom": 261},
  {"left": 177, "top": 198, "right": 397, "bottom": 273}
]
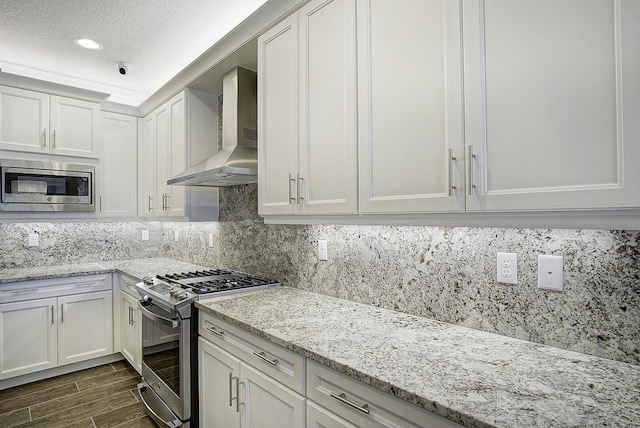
[{"left": 168, "top": 66, "right": 257, "bottom": 187}]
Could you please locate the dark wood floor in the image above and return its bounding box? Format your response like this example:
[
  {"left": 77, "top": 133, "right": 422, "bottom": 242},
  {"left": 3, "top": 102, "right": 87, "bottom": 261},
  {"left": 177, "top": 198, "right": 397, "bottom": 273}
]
[{"left": 0, "top": 361, "right": 158, "bottom": 428}]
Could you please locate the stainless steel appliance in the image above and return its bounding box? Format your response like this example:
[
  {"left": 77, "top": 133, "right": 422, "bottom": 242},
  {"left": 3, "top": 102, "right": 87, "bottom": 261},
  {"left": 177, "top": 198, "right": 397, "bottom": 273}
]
[
  {"left": 0, "top": 159, "right": 94, "bottom": 211},
  {"left": 167, "top": 67, "right": 258, "bottom": 187},
  {"left": 135, "top": 269, "right": 279, "bottom": 428}
]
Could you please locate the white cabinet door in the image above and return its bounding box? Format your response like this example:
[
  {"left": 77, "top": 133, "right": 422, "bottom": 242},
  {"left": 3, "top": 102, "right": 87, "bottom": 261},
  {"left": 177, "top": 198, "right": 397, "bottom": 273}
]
[
  {"left": 259, "top": 0, "right": 358, "bottom": 217},
  {"left": 120, "top": 292, "right": 142, "bottom": 374},
  {"left": 298, "top": 0, "right": 358, "bottom": 215},
  {"left": 100, "top": 112, "right": 138, "bottom": 217},
  {"left": 258, "top": 13, "right": 299, "bottom": 216},
  {"left": 49, "top": 96, "right": 100, "bottom": 158},
  {"left": 357, "top": 0, "right": 465, "bottom": 213},
  {"left": 166, "top": 92, "right": 186, "bottom": 217},
  {"left": 463, "top": 0, "right": 640, "bottom": 211},
  {"left": 57, "top": 291, "right": 113, "bottom": 366},
  {"left": 140, "top": 114, "right": 157, "bottom": 215},
  {"left": 240, "top": 363, "right": 305, "bottom": 428},
  {"left": 0, "top": 86, "right": 49, "bottom": 153},
  {"left": 0, "top": 298, "right": 57, "bottom": 380},
  {"left": 199, "top": 337, "right": 241, "bottom": 428}
]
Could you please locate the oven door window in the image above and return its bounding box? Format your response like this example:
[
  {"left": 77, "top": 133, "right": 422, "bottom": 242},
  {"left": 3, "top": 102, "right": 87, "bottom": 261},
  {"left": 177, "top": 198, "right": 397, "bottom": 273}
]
[{"left": 140, "top": 303, "right": 182, "bottom": 397}]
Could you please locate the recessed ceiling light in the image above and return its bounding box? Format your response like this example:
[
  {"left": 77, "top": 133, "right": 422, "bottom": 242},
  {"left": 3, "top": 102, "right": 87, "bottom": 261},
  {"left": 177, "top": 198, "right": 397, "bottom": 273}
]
[{"left": 74, "top": 37, "right": 103, "bottom": 50}]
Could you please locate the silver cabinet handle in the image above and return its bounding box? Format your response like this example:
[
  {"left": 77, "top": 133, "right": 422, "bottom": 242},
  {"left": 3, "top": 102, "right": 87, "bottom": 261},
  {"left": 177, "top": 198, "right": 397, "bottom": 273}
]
[
  {"left": 253, "top": 351, "right": 278, "bottom": 366},
  {"left": 205, "top": 326, "right": 224, "bottom": 337},
  {"left": 43, "top": 128, "right": 47, "bottom": 148},
  {"left": 288, "top": 173, "right": 297, "bottom": 204},
  {"left": 165, "top": 194, "right": 170, "bottom": 210},
  {"left": 51, "top": 305, "right": 54, "bottom": 325},
  {"left": 148, "top": 195, "right": 153, "bottom": 212},
  {"left": 330, "top": 392, "right": 370, "bottom": 415},
  {"left": 51, "top": 129, "right": 56, "bottom": 148},
  {"left": 297, "top": 173, "right": 304, "bottom": 203},
  {"left": 129, "top": 305, "right": 133, "bottom": 325},
  {"left": 449, "top": 148, "right": 457, "bottom": 196},
  {"left": 99, "top": 195, "right": 102, "bottom": 212},
  {"left": 60, "top": 304, "right": 64, "bottom": 323},
  {"left": 228, "top": 373, "right": 240, "bottom": 412},
  {"left": 468, "top": 145, "right": 476, "bottom": 196}
]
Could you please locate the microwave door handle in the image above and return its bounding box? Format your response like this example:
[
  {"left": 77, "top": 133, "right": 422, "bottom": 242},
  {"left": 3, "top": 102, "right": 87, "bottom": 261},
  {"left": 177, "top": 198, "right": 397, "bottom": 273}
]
[{"left": 137, "top": 301, "right": 181, "bottom": 328}]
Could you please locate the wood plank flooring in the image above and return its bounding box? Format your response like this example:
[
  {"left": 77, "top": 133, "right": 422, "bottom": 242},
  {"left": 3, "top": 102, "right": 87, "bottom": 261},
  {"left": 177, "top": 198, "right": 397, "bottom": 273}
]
[{"left": 0, "top": 361, "right": 158, "bottom": 428}]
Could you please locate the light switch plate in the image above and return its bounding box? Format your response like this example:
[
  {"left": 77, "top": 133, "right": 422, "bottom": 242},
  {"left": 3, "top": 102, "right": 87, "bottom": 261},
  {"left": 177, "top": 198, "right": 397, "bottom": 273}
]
[
  {"left": 28, "top": 233, "right": 39, "bottom": 247},
  {"left": 174, "top": 231, "right": 179, "bottom": 242},
  {"left": 318, "top": 240, "right": 328, "bottom": 261},
  {"left": 208, "top": 233, "right": 214, "bottom": 248},
  {"left": 538, "top": 255, "right": 563, "bottom": 291},
  {"left": 141, "top": 230, "right": 149, "bottom": 241},
  {"left": 497, "top": 252, "right": 517, "bottom": 284}
]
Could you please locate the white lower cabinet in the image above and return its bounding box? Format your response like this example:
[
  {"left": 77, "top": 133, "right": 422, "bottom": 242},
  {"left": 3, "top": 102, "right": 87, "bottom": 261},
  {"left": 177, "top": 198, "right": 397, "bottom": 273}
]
[
  {"left": 0, "top": 298, "right": 58, "bottom": 379},
  {"left": 307, "top": 360, "right": 462, "bottom": 428},
  {"left": 199, "top": 312, "right": 305, "bottom": 428},
  {"left": 120, "top": 290, "right": 142, "bottom": 373},
  {"left": 0, "top": 274, "right": 113, "bottom": 380},
  {"left": 57, "top": 291, "right": 113, "bottom": 366}
]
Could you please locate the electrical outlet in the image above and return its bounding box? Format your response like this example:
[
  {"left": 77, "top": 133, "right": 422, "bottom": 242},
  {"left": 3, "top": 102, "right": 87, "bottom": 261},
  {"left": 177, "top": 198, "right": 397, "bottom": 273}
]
[
  {"left": 141, "top": 230, "right": 149, "bottom": 241},
  {"left": 497, "top": 252, "right": 517, "bottom": 284},
  {"left": 174, "top": 231, "right": 179, "bottom": 242},
  {"left": 538, "top": 255, "right": 563, "bottom": 291},
  {"left": 208, "top": 233, "right": 214, "bottom": 248},
  {"left": 318, "top": 240, "right": 328, "bottom": 261}
]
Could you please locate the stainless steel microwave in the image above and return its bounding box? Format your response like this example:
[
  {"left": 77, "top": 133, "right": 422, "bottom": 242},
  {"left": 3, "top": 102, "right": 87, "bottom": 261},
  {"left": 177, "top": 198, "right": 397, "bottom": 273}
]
[{"left": 0, "top": 159, "right": 94, "bottom": 211}]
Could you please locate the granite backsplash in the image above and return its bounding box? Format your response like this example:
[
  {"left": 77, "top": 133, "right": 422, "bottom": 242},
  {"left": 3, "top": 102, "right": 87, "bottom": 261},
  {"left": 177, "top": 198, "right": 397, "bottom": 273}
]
[{"left": 0, "top": 183, "right": 638, "bottom": 366}]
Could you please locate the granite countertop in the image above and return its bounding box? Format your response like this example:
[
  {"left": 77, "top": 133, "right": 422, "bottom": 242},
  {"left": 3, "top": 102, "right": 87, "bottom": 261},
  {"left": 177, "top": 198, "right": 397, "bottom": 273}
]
[
  {"left": 0, "top": 258, "right": 208, "bottom": 284},
  {"left": 196, "top": 286, "right": 640, "bottom": 428}
]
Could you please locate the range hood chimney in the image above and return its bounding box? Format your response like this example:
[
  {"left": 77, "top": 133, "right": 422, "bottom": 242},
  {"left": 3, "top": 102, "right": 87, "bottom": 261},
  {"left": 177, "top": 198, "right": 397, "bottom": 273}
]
[{"left": 168, "top": 67, "right": 258, "bottom": 187}]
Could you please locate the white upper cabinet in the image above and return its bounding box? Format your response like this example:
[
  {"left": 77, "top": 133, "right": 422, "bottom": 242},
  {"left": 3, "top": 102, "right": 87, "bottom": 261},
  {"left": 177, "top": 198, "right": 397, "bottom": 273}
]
[
  {"left": 0, "top": 86, "right": 49, "bottom": 153},
  {"left": 258, "top": 13, "right": 299, "bottom": 215},
  {"left": 258, "top": 0, "right": 358, "bottom": 216},
  {"left": 0, "top": 86, "right": 99, "bottom": 158},
  {"left": 100, "top": 112, "right": 138, "bottom": 217},
  {"left": 139, "top": 93, "right": 185, "bottom": 217},
  {"left": 357, "top": 0, "right": 465, "bottom": 213},
  {"left": 463, "top": 0, "right": 640, "bottom": 211}
]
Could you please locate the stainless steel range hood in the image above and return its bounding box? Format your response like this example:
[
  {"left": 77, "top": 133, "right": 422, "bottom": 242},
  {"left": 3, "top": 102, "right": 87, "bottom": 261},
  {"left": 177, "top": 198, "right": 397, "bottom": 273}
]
[{"left": 168, "top": 67, "right": 257, "bottom": 187}]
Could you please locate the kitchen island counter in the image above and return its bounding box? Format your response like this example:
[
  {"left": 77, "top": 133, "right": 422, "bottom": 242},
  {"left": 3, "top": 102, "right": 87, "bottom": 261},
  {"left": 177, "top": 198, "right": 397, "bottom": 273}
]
[
  {"left": 196, "top": 286, "right": 640, "bottom": 428},
  {"left": 0, "top": 258, "right": 208, "bottom": 284}
]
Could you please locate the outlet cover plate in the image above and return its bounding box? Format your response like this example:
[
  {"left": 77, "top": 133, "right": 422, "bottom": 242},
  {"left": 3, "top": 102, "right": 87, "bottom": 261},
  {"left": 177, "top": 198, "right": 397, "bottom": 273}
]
[
  {"left": 538, "top": 255, "right": 563, "bottom": 291},
  {"left": 497, "top": 252, "right": 517, "bottom": 284}
]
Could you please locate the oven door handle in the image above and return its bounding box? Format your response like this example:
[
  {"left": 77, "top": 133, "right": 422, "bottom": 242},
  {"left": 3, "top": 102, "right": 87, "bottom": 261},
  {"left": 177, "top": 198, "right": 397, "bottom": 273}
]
[{"left": 138, "top": 301, "right": 181, "bottom": 328}]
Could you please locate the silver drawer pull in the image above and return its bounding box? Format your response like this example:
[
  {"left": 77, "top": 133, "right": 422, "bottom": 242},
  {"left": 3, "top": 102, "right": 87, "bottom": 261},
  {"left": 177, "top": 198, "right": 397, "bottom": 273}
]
[
  {"left": 11, "top": 288, "right": 39, "bottom": 295},
  {"left": 253, "top": 351, "right": 278, "bottom": 366},
  {"left": 330, "top": 392, "right": 370, "bottom": 415},
  {"left": 206, "top": 326, "right": 224, "bottom": 337}
]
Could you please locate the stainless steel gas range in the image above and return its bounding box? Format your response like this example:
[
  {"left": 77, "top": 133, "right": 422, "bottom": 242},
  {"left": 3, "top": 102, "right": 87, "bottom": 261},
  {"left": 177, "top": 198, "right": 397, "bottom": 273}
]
[{"left": 135, "top": 269, "right": 279, "bottom": 428}]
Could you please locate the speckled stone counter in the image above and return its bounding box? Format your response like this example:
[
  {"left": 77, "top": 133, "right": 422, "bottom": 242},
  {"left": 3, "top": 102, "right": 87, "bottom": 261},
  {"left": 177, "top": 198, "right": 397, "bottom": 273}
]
[
  {"left": 0, "top": 258, "right": 208, "bottom": 284},
  {"left": 196, "top": 287, "right": 640, "bottom": 428}
]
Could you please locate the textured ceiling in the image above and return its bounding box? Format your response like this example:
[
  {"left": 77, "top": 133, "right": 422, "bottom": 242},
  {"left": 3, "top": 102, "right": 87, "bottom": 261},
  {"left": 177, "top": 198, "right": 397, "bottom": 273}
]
[{"left": 0, "top": 0, "right": 268, "bottom": 105}]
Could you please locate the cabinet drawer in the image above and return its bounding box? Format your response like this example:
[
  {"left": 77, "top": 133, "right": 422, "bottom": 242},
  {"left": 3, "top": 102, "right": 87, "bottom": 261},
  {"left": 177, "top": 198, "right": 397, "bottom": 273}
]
[
  {"left": 307, "top": 360, "right": 462, "bottom": 428},
  {"left": 199, "top": 311, "right": 305, "bottom": 394},
  {"left": 119, "top": 273, "right": 140, "bottom": 298},
  {"left": 0, "top": 274, "right": 112, "bottom": 304}
]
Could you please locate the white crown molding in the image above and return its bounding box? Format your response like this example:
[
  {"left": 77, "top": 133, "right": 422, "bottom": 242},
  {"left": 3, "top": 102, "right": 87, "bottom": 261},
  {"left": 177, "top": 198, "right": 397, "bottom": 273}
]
[{"left": 0, "top": 70, "right": 110, "bottom": 103}]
